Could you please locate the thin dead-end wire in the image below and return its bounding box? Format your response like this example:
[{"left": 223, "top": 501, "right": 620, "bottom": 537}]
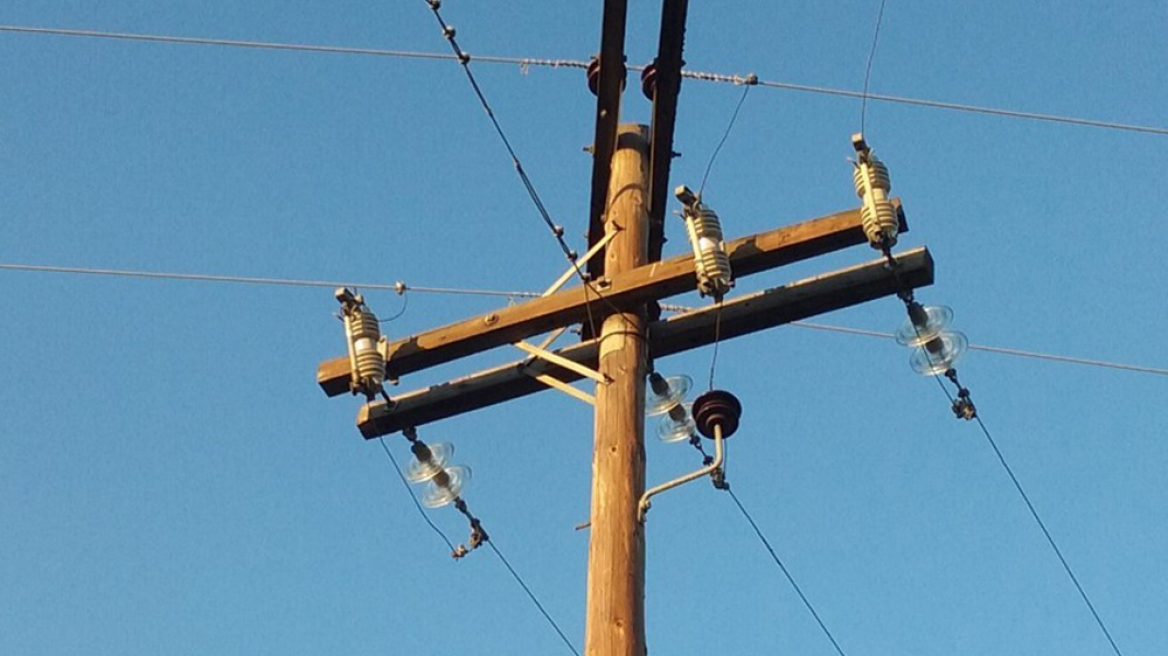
[
  {"left": 698, "top": 84, "right": 753, "bottom": 197},
  {"left": 372, "top": 288, "right": 409, "bottom": 323},
  {"left": 726, "top": 488, "right": 849, "bottom": 656},
  {"left": 376, "top": 436, "right": 458, "bottom": 554},
  {"left": 975, "top": 414, "right": 1125, "bottom": 656},
  {"left": 707, "top": 302, "right": 724, "bottom": 391},
  {"left": 485, "top": 539, "right": 581, "bottom": 656},
  {"left": 859, "top": 0, "right": 890, "bottom": 135},
  {"left": 7, "top": 24, "right": 1167, "bottom": 136}
]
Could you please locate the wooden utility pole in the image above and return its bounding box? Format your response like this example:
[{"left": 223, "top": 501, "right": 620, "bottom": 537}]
[
  {"left": 585, "top": 124, "right": 651, "bottom": 656},
  {"left": 315, "top": 7, "right": 939, "bottom": 651}
]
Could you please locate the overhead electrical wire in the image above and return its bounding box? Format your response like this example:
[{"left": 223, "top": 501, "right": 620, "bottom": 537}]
[
  {"left": 726, "top": 488, "right": 849, "bottom": 656},
  {"left": 880, "top": 260, "right": 1125, "bottom": 655},
  {"left": 3, "top": 24, "right": 1166, "bottom": 136},
  {"left": 378, "top": 436, "right": 580, "bottom": 656},
  {"left": 3, "top": 261, "right": 1165, "bottom": 377},
  {"left": 859, "top": 0, "right": 890, "bottom": 135},
  {"left": 784, "top": 320, "right": 1168, "bottom": 377},
  {"left": 485, "top": 540, "right": 582, "bottom": 656},
  {"left": 415, "top": 1, "right": 616, "bottom": 336},
  {"left": 971, "top": 414, "right": 1125, "bottom": 656},
  {"left": 694, "top": 84, "right": 752, "bottom": 392}
]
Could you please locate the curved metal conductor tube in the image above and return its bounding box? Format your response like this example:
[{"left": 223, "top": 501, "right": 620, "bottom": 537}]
[{"left": 639, "top": 390, "right": 742, "bottom": 522}]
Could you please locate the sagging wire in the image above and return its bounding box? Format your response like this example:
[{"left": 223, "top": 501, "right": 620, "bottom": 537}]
[
  {"left": 373, "top": 286, "right": 409, "bottom": 323},
  {"left": 857, "top": 139, "right": 1126, "bottom": 656},
  {"left": 420, "top": 0, "right": 614, "bottom": 339}
]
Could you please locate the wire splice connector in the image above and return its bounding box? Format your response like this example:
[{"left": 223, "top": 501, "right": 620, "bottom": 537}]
[
  {"left": 851, "top": 133, "right": 898, "bottom": 249},
  {"left": 675, "top": 185, "right": 733, "bottom": 300},
  {"left": 336, "top": 287, "right": 387, "bottom": 402}
]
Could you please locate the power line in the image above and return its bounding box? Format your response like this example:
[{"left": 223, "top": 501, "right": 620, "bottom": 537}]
[
  {"left": 882, "top": 282, "right": 1125, "bottom": 655},
  {"left": 0, "top": 262, "right": 542, "bottom": 298},
  {"left": 4, "top": 261, "right": 1165, "bottom": 377},
  {"left": 859, "top": 0, "right": 890, "bottom": 135},
  {"left": 3, "top": 25, "right": 1166, "bottom": 137},
  {"left": 970, "top": 415, "right": 1125, "bottom": 656},
  {"left": 698, "top": 85, "right": 752, "bottom": 197},
  {"left": 785, "top": 320, "right": 1168, "bottom": 377},
  {"left": 417, "top": 1, "right": 612, "bottom": 336},
  {"left": 485, "top": 540, "right": 582, "bottom": 656},
  {"left": 726, "top": 488, "right": 849, "bottom": 656},
  {"left": 378, "top": 437, "right": 580, "bottom": 656},
  {"left": 0, "top": 24, "right": 587, "bottom": 69},
  {"left": 417, "top": 2, "right": 578, "bottom": 264}
]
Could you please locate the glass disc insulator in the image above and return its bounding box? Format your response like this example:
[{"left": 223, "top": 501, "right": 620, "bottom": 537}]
[
  {"left": 909, "top": 331, "right": 969, "bottom": 376},
  {"left": 421, "top": 465, "right": 472, "bottom": 508},
  {"left": 895, "top": 305, "right": 955, "bottom": 347},
  {"left": 657, "top": 403, "right": 696, "bottom": 443},
  {"left": 645, "top": 374, "right": 693, "bottom": 417},
  {"left": 406, "top": 442, "right": 454, "bottom": 484}
]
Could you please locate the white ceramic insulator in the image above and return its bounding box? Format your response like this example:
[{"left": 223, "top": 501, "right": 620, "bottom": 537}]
[
  {"left": 685, "top": 204, "right": 733, "bottom": 299},
  {"left": 347, "top": 307, "right": 385, "bottom": 393},
  {"left": 853, "top": 156, "right": 898, "bottom": 248}
]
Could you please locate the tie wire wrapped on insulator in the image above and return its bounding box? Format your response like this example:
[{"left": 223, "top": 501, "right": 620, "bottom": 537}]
[
  {"left": 851, "top": 133, "right": 898, "bottom": 249},
  {"left": 335, "top": 287, "right": 388, "bottom": 402},
  {"left": 674, "top": 185, "right": 733, "bottom": 300}
]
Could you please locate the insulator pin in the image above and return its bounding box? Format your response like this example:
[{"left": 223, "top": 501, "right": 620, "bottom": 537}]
[{"left": 851, "top": 133, "right": 898, "bottom": 249}]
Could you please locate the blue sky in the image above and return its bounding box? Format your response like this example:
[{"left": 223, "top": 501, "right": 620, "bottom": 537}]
[{"left": 2, "top": 2, "right": 1165, "bottom": 654}]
